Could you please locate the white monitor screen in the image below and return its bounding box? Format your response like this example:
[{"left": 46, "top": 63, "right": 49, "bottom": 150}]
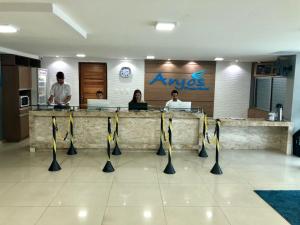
[{"left": 87, "top": 99, "right": 110, "bottom": 109}]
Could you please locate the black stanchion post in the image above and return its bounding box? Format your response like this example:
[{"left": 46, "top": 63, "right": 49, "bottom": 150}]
[
  {"left": 66, "top": 111, "right": 77, "bottom": 155},
  {"left": 112, "top": 110, "right": 122, "bottom": 155},
  {"left": 210, "top": 119, "right": 223, "bottom": 175},
  {"left": 49, "top": 116, "right": 62, "bottom": 172},
  {"left": 199, "top": 113, "right": 209, "bottom": 158},
  {"left": 103, "top": 117, "right": 115, "bottom": 172},
  {"left": 156, "top": 111, "right": 166, "bottom": 156},
  {"left": 163, "top": 118, "right": 176, "bottom": 174}
]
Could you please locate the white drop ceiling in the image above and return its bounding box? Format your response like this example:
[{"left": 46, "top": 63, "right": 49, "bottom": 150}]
[{"left": 0, "top": 0, "right": 300, "bottom": 61}]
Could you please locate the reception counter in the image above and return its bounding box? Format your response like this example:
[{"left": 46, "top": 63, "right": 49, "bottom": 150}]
[{"left": 29, "top": 110, "right": 293, "bottom": 155}]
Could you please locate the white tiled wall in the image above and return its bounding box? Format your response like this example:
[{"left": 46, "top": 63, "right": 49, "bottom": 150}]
[
  {"left": 214, "top": 61, "right": 252, "bottom": 118},
  {"left": 42, "top": 57, "right": 252, "bottom": 118},
  {"left": 42, "top": 57, "right": 144, "bottom": 107}
]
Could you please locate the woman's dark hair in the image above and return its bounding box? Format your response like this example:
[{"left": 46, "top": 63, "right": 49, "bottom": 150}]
[
  {"left": 96, "top": 90, "right": 103, "bottom": 95},
  {"left": 130, "top": 89, "right": 142, "bottom": 103},
  {"left": 56, "top": 71, "right": 64, "bottom": 79},
  {"left": 171, "top": 89, "right": 178, "bottom": 95}
]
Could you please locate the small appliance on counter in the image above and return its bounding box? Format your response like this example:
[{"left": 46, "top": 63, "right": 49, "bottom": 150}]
[
  {"left": 19, "top": 95, "right": 30, "bottom": 108},
  {"left": 276, "top": 104, "right": 283, "bottom": 121},
  {"left": 267, "top": 112, "right": 276, "bottom": 121}
]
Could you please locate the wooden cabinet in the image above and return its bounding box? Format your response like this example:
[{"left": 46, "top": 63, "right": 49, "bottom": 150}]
[
  {"left": 18, "top": 66, "right": 31, "bottom": 90},
  {"left": 1, "top": 54, "right": 40, "bottom": 142}
]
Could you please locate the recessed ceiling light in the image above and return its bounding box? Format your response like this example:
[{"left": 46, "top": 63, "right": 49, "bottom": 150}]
[
  {"left": 155, "top": 22, "right": 176, "bottom": 31},
  {"left": 0, "top": 25, "right": 19, "bottom": 33},
  {"left": 214, "top": 57, "right": 224, "bottom": 61},
  {"left": 76, "top": 53, "right": 86, "bottom": 58},
  {"left": 147, "top": 56, "right": 155, "bottom": 59},
  {"left": 56, "top": 55, "right": 59, "bottom": 58}
]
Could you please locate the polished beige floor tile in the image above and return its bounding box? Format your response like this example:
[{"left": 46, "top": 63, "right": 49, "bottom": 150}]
[
  {"left": 207, "top": 183, "right": 269, "bottom": 207},
  {"left": 200, "top": 168, "right": 248, "bottom": 184},
  {"left": 113, "top": 167, "right": 158, "bottom": 183},
  {"left": 0, "top": 141, "right": 299, "bottom": 225},
  {"left": 68, "top": 166, "right": 114, "bottom": 183},
  {"left": 0, "top": 168, "right": 26, "bottom": 182},
  {"left": 118, "top": 152, "right": 160, "bottom": 168},
  {"left": 36, "top": 206, "right": 105, "bottom": 225},
  {"left": 0, "top": 182, "right": 64, "bottom": 206},
  {"left": 221, "top": 206, "right": 290, "bottom": 225},
  {"left": 0, "top": 206, "right": 46, "bottom": 225},
  {"left": 108, "top": 183, "right": 162, "bottom": 206},
  {"left": 165, "top": 206, "right": 230, "bottom": 225},
  {"left": 51, "top": 183, "right": 111, "bottom": 207},
  {"left": 21, "top": 167, "right": 75, "bottom": 182},
  {"left": 0, "top": 183, "right": 16, "bottom": 195},
  {"left": 157, "top": 167, "right": 204, "bottom": 184},
  {"left": 160, "top": 184, "right": 216, "bottom": 206},
  {"left": 253, "top": 183, "right": 300, "bottom": 190},
  {"left": 102, "top": 206, "right": 166, "bottom": 225}
]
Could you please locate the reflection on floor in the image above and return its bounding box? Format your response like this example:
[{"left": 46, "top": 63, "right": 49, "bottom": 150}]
[{"left": 0, "top": 139, "right": 299, "bottom": 225}]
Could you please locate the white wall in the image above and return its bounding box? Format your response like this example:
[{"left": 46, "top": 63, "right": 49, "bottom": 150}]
[
  {"left": 42, "top": 57, "right": 252, "bottom": 118},
  {"left": 42, "top": 57, "right": 145, "bottom": 107},
  {"left": 0, "top": 59, "right": 3, "bottom": 139},
  {"left": 214, "top": 61, "right": 252, "bottom": 118},
  {"left": 289, "top": 54, "right": 300, "bottom": 132}
]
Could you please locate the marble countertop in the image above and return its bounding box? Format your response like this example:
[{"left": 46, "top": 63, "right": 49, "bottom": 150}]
[{"left": 29, "top": 110, "right": 292, "bottom": 127}]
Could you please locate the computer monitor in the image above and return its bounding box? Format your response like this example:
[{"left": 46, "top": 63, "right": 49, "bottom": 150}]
[
  {"left": 87, "top": 99, "right": 110, "bottom": 110},
  {"left": 128, "top": 102, "right": 148, "bottom": 111},
  {"left": 167, "top": 101, "right": 191, "bottom": 111},
  {"left": 179, "top": 101, "right": 191, "bottom": 111}
]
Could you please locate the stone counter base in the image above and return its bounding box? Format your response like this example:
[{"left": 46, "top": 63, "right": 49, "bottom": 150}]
[{"left": 29, "top": 110, "right": 293, "bottom": 154}]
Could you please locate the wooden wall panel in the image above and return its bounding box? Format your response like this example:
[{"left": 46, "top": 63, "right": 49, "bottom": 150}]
[{"left": 145, "top": 60, "right": 216, "bottom": 116}]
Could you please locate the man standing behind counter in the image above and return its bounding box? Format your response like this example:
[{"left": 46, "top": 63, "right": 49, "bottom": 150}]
[
  {"left": 165, "top": 89, "right": 181, "bottom": 109},
  {"left": 48, "top": 72, "right": 71, "bottom": 107}
]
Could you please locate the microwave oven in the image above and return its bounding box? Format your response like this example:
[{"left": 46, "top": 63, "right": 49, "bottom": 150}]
[{"left": 20, "top": 96, "right": 30, "bottom": 108}]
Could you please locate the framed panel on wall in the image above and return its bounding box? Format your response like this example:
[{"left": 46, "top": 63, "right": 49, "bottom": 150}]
[{"left": 144, "top": 60, "right": 216, "bottom": 116}]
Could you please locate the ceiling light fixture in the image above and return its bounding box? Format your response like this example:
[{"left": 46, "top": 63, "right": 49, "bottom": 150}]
[
  {"left": 214, "top": 57, "right": 224, "bottom": 61},
  {"left": 55, "top": 55, "right": 59, "bottom": 58},
  {"left": 76, "top": 53, "right": 86, "bottom": 58},
  {"left": 147, "top": 56, "right": 155, "bottom": 59},
  {"left": 0, "top": 25, "right": 19, "bottom": 33},
  {"left": 155, "top": 22, "right": 176, "bottom": 31},
  {"left": 167, "top": 58, "right": 171, "bottom": 61}
]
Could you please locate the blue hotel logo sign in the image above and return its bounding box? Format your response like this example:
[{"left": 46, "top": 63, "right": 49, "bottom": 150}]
[{"left": 149, "top": 70, "right": 209, "bottom": 90}]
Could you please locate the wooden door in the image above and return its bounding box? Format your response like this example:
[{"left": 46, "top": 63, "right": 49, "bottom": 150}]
[{"left": 79, "top": 62, "right": 107, "bottom": 108}]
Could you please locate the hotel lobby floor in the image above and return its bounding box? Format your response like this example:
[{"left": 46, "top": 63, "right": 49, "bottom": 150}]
[{"left": 0, "top": 141, "right": 299, "bottom": 225}]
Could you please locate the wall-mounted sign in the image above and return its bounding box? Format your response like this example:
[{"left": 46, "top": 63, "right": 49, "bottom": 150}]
[
  {"left": 119, "top": 67, "right": 131, "bottom": 78},
  {"left": 144, "top": 60, "right": 216, "bottom": 116},
  {"left": 149, "top": 70, "right": 209, "bottom": 90}
]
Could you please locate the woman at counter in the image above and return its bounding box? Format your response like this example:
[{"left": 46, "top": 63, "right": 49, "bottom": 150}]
[{"left": 129, "top": 89, "right": 142, "bottom": 103}]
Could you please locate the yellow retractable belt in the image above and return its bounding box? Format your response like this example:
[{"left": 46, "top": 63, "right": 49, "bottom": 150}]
[
  {"left": 161, "top": 112, "right": 166, "bottom": 141},
  {"left": 211, "top": 120, "right": 221, "bottom": 151},
  {"left": 168, "top": 119, "right": 173, "bottom": 155},
  {"left": 52, "top": 117, "right": 57, "bottom": 152}
]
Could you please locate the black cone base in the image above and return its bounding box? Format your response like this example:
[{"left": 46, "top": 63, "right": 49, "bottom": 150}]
[
  {"left": 67, "top": 143, "right": 77, "bottom": 155},
  {"left": 102, "top": 161, "right": 115, "bottom": 173},
  {"left": 156, "top": 140, "right": 166, "bottom": 156},
  {"left": 112, "top": 143, "right": 122, "bottom": 155},
  {"left": 48, "top": 160, "right": 61, "bottom": 172},
  {"left": 210, "top": 163, "right": 223, "bottom": 175},
  {"left": 163, "top": 161, "right": 176, "bottom": 174},
  {"left": 198, "top": 145, "right": 208, "bottom": 158}
]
